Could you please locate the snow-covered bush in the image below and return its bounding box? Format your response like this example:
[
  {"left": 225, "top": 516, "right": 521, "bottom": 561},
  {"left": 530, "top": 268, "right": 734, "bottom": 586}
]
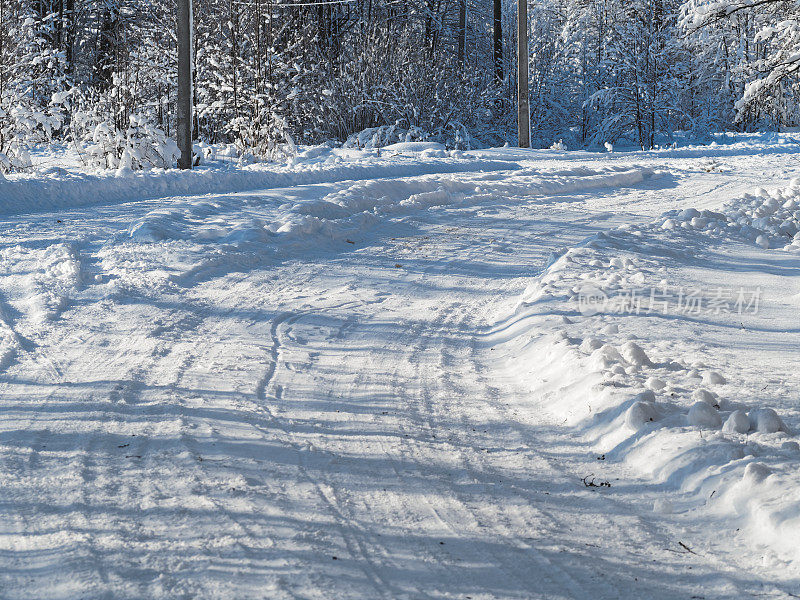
[
  {"left": 85, "top": 115, "right": 179, "bottom": 172},
  {"left": 0, "top": 4, "right": 74, "bottom": 173},
  {"left": 0, "top": 102, "right": 58, "bottom": 174},
  {"left": 0, "top": 88, "right": 72, "bottom": 174},
  {"left": 0, "top": 141, "right": 33, "bottom": 174},
  {"left": 343, "top": 124, "right": 429, "bottom": 149},
  {"left": 344, "top": 121, "right": 475, "bottom": 151},
  {"left": 230, "top": 110, "right": 297, "bottom": 163},
  {"left": 432, "top": 121, "right": 475, "bottom": 150}
]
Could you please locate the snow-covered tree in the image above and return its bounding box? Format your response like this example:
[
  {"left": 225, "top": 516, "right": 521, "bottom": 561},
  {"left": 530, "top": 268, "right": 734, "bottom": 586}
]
[{"left": 681, "top": 0, "right": 800, "bottom": 128}]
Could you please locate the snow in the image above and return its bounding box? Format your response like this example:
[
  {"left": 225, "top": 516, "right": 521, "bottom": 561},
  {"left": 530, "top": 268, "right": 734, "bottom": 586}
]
[
  {"left": 724, "top": 410, "right": 752, "bottom": 434},
  {"left": 0, "top": 148, "right": 521, "bottom": 217},
  {"left": 749, "top": 408, "right": 787, "bottom": 434},
  {"left": 2, "top": 136, "right": 800, "bottom": 597},
  {"left": 688, "top": 401, "right": 723, "bottom": 428},
  {"left": 498, "top": 140, "right": 800, "bottom": 592},
  {"left": 625, "top": 397, "right": 660, "bottom": 430}
]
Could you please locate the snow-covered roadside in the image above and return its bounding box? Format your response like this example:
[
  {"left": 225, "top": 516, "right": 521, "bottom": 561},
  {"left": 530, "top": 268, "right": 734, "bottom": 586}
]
[
  {"left": 125, "top": 164, "right": 657, "bottom": 250},
  {"left": 5, "top": 131, "right": 800, "bottom": 218},
  {"left": 5, "top": 140, "right": 800, "bottom": 598},
  {"left": 1, "top": 149, "right": 690, "bottom": 599},
  {"left": 497, "top": 180, "right": 800, "bottom": 579},
  {"left": 0, "top": 146, "right": 521, "bottom": 216}
]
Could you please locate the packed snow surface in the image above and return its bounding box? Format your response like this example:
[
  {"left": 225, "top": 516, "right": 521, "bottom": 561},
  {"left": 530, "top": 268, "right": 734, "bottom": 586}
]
[{"left": 2, "top": 137, "right": 800, "bottom": 598}]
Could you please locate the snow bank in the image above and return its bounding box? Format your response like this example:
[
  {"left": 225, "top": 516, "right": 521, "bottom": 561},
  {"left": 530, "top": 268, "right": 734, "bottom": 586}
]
[
  {"left": 609, "top": 131, "right": 800, "bottom": 157},
  {"left": 502, "top": 178, "right": 800, "bottom": 573},
  {"left": 0, "top": 152, "right": 520, "bottom": 217},
  {"left": 124, "top": 165, "right": 659, "bottom": 263},
  {"left": 655, "top": 179, "right": 800, "bottom": 253},
  {"left": 0, "top": 241, "right": 83, "bottom": 375}
]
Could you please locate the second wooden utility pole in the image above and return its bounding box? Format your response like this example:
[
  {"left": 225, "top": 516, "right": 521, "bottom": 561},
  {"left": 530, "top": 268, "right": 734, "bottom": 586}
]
[
  {"left": 177, "top": 0, "right": 193, "bottom": 169},
  {"left": 517, "top": 0, "right": 530, "bottom": 148}
]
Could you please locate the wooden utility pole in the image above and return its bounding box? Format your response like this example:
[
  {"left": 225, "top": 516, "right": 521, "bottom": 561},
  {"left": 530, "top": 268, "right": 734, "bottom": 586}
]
[
  {"left": 517, "top": 0, "right": 530, "bottom": 147},
  {"left": 177, "top": 0, "right": 193, "bottom": 169}
]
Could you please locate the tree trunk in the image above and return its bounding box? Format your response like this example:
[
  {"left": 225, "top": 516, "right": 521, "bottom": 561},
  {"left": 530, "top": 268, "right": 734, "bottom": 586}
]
[
  {"left": 65, "top": 0, "right": 74, "bottom": 74},
  {"left": 457, "top": 0, "right": 466, "bottom": 67},
  {"left": 95, "top": 4, "right": 118, "bottom": 91},
  {"left": 493, "top": 0, "right": 503, "bottom": 83},
  {"left": 230, "top": 0, "right": 239, "bottom": 118},
  {"left": 0, "top": 0, "right": 5, "bottom": 107}
]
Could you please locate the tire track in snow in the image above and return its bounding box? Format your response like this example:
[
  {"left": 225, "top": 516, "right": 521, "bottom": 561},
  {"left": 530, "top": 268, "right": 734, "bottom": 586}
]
[
  {"left": 388, "top": 301, "right": 595, "bottom": 598},
  {"left": 258, "top": 307, "right": 491, "bottom": 598},
  {"left": 265, "top": 280, "right": 593, "bottom": 597},
  {"left": 0, "top": 291, "right": 30, "bottom": 372},
  {"left": 0, "top": 297, "right": 210, "bottom": 598},
  {"left": 252, "top": 307, "right": 400, "bottom": 599}
]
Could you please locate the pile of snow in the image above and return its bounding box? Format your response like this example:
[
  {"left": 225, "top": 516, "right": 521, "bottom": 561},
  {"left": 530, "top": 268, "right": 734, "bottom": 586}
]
[
  {"left": 0, "top": 150, "right": 520, "bottom": 217},
  {"left": 658, "top": 180, "right": 800, "bottom": 252},
  {"left": 0, "top": 241, "right": 84, "bottom": 376},
  {"left": 502, "top": 179, "right": 800, "bottom": 573},
  {"left": 0, "top": 242, "right": 82, "bottom": 323},
  {"left": 381, "top": 142, "right": 449, "bottom": 158},
  {"left": 125, "top": 165, "right": 659, "bottom": 260},
  {"left": 0, "top": 309, "right": 19, "bottom": 373}
]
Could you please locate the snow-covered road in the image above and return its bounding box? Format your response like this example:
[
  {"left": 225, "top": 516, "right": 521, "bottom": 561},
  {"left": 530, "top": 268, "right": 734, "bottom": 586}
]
[{"left": 2, "top": 144, "right": 800, "bottom": 598}]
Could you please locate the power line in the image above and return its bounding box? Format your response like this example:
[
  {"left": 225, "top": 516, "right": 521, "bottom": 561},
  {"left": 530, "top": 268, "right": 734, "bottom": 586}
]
[{"left": 232, "top": 0, "right": 357, "bottom": 6}]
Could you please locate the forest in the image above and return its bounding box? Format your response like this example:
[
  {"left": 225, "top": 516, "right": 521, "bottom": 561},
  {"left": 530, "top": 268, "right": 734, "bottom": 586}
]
[{"left": 1, "top": 0, "right": 799, "bottom": 172}]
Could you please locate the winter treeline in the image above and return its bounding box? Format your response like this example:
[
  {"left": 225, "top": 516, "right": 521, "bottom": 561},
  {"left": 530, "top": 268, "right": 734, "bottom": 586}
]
[
  {"left": 1, "top": 0, "right": 800, "bottom": 172},
  {"left": 524, "top": 0, "right": 800, "bottom": 149}
]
